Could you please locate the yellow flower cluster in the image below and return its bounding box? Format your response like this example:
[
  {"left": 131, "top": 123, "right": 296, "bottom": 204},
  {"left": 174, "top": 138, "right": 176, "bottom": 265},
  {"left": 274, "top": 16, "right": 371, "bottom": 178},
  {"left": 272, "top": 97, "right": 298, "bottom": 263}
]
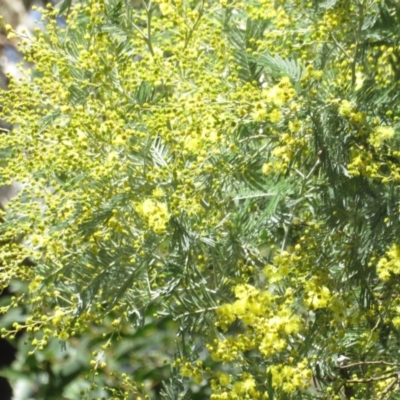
[
  {"left": 268, "top": 361, "right": 312, "bottom": 393},
  {"left": 208, "top": 282, "right": 305, "bottom": 394},
  {"left": 377, "top": 244, "right": 400, "bottom": 281},
  {"left": 369, "top": 126, "right": 395, "bottom": 149},
  {"left": 135, "top": 199, "right": 170, "bottom": 234},
  {"left": 304, "top": 281, "right": 331, "bottom": 310}
]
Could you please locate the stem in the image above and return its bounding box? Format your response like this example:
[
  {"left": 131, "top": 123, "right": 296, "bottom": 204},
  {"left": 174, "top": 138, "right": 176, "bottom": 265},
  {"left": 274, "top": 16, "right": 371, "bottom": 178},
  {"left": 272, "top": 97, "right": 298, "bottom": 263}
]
[
  {"left": 176, "top": 306, "right": 219, "bottom": 318},
  {"left": 347, "top": 372, "right": 398, "bottom": 384},
  {"left": 340, "top": 360, "right": 400, "bottom": 369},
  {"left": 184, "top": 0, "right": 204, "bottom": 50},
  {"left": 351, "top": 1, "right": 364, "bottom": 87},
  {"left": 330, "top": 32, "right": 352, "bottom": 61},
  {"left": 142, "top": 0, "right": 155, "bottom": 56},
  {"left": 380, "top": 373, "right": 399, "bottom": 398}
]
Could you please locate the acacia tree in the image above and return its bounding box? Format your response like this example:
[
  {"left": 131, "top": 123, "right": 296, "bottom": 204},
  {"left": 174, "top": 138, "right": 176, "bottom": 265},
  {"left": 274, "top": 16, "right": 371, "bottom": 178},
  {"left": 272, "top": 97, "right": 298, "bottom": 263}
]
[{"left": 1, "top": 0, "right": 400, "bottom": 398}]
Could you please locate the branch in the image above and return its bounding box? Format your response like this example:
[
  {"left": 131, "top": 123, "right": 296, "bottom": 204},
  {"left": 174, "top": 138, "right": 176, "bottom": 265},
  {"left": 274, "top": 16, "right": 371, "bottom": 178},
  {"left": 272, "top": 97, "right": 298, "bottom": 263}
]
[
  {"left": 184, "top": 0, "right": 204, "bottom": 50},
  {"left": 380, "top": 373, "right": 399, "bottom": 398},
  {"left": 329, "top": 32, "right": 352, "bottom": 61},
  {"left": 351, "top": 2, "right": 364, "bottom": 87},
  {"left": 340, "top": 361, "right": 400, "bottom": 369},
  {"left": 141, "top": 0, "right": 155, "bottom": 56},
  {"left": 347, "top": 372, "right": 398, "bottom": 384}
]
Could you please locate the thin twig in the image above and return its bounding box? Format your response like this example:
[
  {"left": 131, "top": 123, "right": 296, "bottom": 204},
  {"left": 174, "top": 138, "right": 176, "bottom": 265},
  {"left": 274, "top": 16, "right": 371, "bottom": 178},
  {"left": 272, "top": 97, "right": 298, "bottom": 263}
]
[
  {"left": 380, "top": 373, "right": 399, "bottom": 397},
  {"left": 141, "top": 0, "right": 155, "bottom": 56},
  {"left": 329, "top": 33, "right": 352, "bottom": 61},
  {"left": 238, "top": 134, "right": 267, "bottom": 143},
  {"left": 175, "top": 306, "right": 219, "bottom": 318},
  {"left": 351, "top": 2, "right": 364, "bottom": 87},
  {"left": 347, "top": 372, "right": 398, "bottom": 384},
  {"left": 340, "top": 360, "right": 400, "bottom": 369},
  {"left": 131, "top": 22, "right": 147, "bottom": 41},
  {"left": 184, "top": 0, "right": 204, "bottom": 50}
]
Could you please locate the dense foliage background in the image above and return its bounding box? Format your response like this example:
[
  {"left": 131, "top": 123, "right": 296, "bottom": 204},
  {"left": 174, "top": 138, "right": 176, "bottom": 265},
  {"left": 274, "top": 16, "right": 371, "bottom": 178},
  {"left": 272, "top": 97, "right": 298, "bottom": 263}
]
[{"left": 1, "top": 0, "right": 400, "bottom": 398}]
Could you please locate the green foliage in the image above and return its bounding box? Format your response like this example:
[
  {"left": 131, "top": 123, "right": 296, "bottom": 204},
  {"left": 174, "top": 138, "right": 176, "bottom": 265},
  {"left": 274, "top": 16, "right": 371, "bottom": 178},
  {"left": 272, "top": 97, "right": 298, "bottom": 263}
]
[{"left": 1, "top": 0, "right": 400, "bottom": 399}]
